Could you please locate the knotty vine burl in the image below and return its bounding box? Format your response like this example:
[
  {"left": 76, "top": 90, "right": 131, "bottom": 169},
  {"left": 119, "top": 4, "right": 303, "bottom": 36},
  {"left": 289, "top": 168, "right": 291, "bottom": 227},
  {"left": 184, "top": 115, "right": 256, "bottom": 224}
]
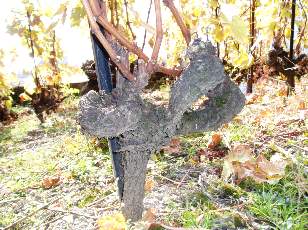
[{"left": 79, "top": 0, "right": 245, "bottom": 221}]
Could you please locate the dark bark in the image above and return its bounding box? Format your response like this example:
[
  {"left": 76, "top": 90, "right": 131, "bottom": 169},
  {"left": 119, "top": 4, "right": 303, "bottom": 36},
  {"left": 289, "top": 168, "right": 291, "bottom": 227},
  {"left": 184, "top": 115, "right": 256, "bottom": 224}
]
[
  {"left": 247, "top": 0, "right": 255, "bottom": 94},
  {"left": 288, "top": 0, "right": 296, "bottom": 90},
  {"left": 26, "top": 11, "right": 40, "bottom": 88}
]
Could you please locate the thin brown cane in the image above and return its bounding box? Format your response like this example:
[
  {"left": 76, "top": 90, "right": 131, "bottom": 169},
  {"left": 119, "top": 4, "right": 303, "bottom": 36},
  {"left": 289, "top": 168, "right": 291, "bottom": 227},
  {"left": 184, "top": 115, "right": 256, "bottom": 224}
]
[{"left": 83, "top": 0, "right": 190, "bottom": 80}]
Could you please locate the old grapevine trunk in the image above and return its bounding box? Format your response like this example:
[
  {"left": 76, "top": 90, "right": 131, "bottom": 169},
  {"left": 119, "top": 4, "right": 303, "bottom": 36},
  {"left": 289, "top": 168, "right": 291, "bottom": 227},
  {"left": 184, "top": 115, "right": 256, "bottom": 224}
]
[{"left": 78, "top": 39, "right": 245, "bottom": 221}]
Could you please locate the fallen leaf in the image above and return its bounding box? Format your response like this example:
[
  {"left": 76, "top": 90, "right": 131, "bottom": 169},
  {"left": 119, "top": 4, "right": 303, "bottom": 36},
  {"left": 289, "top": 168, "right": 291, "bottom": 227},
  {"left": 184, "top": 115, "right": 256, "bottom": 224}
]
[
  {"left": 190, "top": 154, "right": 200, "bottom": 165},
  {"left": 270, "top": 153, "right": 288, "bottom": 171},
  {"left": 259, "top": 109, "right": 272, "bottom": 117},
  {"left": 229, "top": 16, "right": 249, "bottom": 44},
  {"left": 162, "top": 138, "right": 181, "bottom": 154},
  {"left": 233, "top": 161, "right": 256, "bottom": 183},
  {"left": 208, "top": 133, "right": 222, "bottom": 149},
  {"left": 42, "top": 175, "right": 61, "bottom": 189},
  {"left": 97, "top": 213, "right": 126, "bottom": 230},
  {"left": 144, "top": 178, "right": 155, "bottom": 192},
  {"left": 255, "top": 154, "right": 287, "bottom": 183},
  {"left": 198, "top": 148, "right": 227, "bottom": 162},
  {"left": 222, "top": 144, "right": 288, "bottom": 184},
  {"left": 143, "top": 208, "right": 156, "bottom": 223},
  {"left": 298, "top": 100, "right": 306, "bottom": 110},
  {"left": 246, "top": 93, "right": 259, "bottom": 105},
  {"left": 222, "top": 144, "right": 253, "bottom": 180},
  {"left": 277, "top": 86, "right": 288, "bottom": 97},
  {"left": 19, "top": 93, "right": 32, "bottom": 102},
  {"left": 147, "top": 223, "right": 163, "bottom": 230}
]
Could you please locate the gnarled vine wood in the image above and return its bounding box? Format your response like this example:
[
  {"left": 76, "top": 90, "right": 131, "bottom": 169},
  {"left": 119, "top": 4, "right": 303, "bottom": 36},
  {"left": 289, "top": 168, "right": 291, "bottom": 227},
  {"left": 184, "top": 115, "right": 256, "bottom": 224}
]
[{"left": 79, "top": 40, "right": 245, "bottom": 221}]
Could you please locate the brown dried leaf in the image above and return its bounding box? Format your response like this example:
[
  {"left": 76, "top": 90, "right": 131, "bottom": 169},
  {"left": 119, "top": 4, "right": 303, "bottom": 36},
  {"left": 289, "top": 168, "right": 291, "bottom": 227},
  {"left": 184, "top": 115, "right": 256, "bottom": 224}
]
[
  {"left": 144, "top": 178, "right": 155, "bottom": 192},
  {"left": 255, "top": 154, "right": 287, "bottom": 183},
  {"left": 143, "top": 208, "right": 156, "bottom": 223},
  {"left": 42, "top": 175, "right": 61, "bottom": 189},
  {"left": 222, "top": 144, "right": 288, "bottom": 184},
  {"left": 246, "top": 93, "right": 259, "bottom": 105},
  {"left": 161, "top": 138, "right": 181, "bottom": 154},
  {"left": 298, "top": 100, "right": 306, "bottom": 110},
  {"left": 207, "top": 133, "right": 222, "bottom": 149},
  {"left": 277, "top": 86, "right": 288, "bottom": 97},
  {"left": 197, "top": 148, "right": 227, "bottom": 162},
  {"left": 222, "top": 144, "right": 253, "bottom": 180}
]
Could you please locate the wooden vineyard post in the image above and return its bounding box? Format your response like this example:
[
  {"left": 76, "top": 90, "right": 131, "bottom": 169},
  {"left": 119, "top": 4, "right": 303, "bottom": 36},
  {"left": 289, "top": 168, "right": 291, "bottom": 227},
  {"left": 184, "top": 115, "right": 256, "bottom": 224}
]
[{"left": 90, "top": 24, "right": 125, "bottom": 199}]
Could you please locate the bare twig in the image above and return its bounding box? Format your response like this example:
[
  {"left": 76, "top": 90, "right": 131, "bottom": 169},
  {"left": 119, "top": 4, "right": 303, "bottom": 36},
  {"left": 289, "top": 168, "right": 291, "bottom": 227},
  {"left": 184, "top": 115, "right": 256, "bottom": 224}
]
[
  {"left": 163, "top": 0, "right": 191, "bottom": 45},
  {"left": 89, "top": 0, "right": 181, "bottom": 76},
  {"left": 86, "top": 192, "right": 117, "bottom": 207},
  {"left": 42, "top": 214, "right": 64, "bottom": 228},
  {"left": 147, "top": 0, "right": 163, "bottom": 74},
  {"left": 3, "top": 198, "right": 60, "bottom": 230},
  {"left": 0, "top": 198, "right": 21, "bottom": 206},
  {"left": 154, "top": 174, "right": 180, "bottom": 185},
  {"left": 114, "top": 0, "right": 120, "bottom": 28},
  {"left": 276, "top": 136, "right": 308, "bottom": 152},
  {"left": 124, "top": 0, "right": 136, "bottom": 39},
  {"left": 176, "top": 171, "right": 189, "bottom": 188},
  {"left": 45, "top": 208, "right": 98, "bottom": 219},
  {"left": 247, "top": 0, "right": 256, "bottom": 94},
  {"left": 142, "top": 0, "right": 153, "bottom": 51},
  {"left": 82, "top": 0, "right": 135, "bottom": 81},
  {"left": 26, "top": 10, "right": 41, "bottom": 88},
  {"left": 97, "top": 204, "right": 120, "bottom": 211},
  {"left": 290, "top": 0, "right": 297, "bottom": 61},
  {"left": 295, "top": 0, "right": 307, "bottom": 54}
]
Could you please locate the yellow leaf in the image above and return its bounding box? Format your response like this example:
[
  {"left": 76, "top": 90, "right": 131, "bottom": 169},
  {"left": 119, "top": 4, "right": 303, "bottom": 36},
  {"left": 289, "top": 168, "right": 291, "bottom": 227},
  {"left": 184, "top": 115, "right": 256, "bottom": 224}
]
[
  {"left": 4, "top": 99, "right": 12, "bottom": 109},
  {"left": 212, "top": 26, "right": 224, "bottom": 43},
  {"left": 193, "top": 8, "right": 202, "bottom": 17},
  {"left": 234, "top": 52, "right": 248, "bottom": 67},
  {"left": 233, "top": 52, "right": 254, "bottom": 69},
  {"left": 97, "top": 213, "right": 126, "bottom": 230},
  {"left": 285, "top": 27, "right": 291, "bottom": 38},
  {"left": 133, "top": 17, "right": 142, "bottom": 27},
  {"left": 148, "top": 36, "right": 155, "bottom": 48},
  {"left": 209, "top": 0, "right": 218, "bottom": 8},
  {"left": 229, "top": 16, "right": 249, "bottom": 44}
]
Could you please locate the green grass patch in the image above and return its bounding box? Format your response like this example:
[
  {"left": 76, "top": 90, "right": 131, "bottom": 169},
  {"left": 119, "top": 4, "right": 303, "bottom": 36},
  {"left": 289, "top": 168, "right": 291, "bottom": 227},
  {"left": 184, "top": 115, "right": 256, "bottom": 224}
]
[{"left": 247, "top": 170, "right": 307, "bottom": 229}]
